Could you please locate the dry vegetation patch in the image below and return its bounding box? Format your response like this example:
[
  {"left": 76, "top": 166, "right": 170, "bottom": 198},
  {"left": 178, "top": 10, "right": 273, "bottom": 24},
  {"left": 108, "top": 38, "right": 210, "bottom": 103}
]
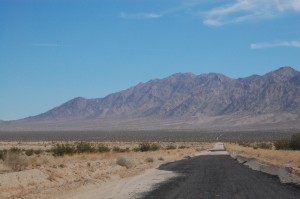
[
  {"left": 226, "top": 143, "right": 300, "bottom": 171},
  {"left": 0, "top": 141, "right": 212, "bottom": 199}
]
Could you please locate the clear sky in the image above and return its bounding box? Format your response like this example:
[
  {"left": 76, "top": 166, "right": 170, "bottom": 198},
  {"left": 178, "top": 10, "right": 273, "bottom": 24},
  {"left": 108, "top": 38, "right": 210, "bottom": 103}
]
[{"left": 1, "top": 0, "right": 300, "bottom": 120}]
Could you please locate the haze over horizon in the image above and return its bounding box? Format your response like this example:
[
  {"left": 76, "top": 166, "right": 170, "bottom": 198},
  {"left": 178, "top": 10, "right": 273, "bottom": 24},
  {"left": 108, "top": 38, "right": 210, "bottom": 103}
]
[{"left": 1, "top": 0, "right": 300, "bottom": 120}]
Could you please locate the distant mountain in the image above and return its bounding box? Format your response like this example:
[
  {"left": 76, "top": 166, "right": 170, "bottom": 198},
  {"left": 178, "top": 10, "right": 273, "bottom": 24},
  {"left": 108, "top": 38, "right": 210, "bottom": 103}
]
[{"left": 2, "top": 66, "right": 300, "bottom": 131}]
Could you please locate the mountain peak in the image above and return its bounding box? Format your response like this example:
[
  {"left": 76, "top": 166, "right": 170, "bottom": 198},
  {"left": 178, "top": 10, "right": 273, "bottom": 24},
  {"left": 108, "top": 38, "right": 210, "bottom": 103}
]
[
  {"left": 264, "top": 66, "right": 298, "bottom": 80},
  {"left": 274, "top": 66, "right": 297, "bottom": 74},
  {"left": 169, "top": 72, "right": 196, "bottom": 78}
]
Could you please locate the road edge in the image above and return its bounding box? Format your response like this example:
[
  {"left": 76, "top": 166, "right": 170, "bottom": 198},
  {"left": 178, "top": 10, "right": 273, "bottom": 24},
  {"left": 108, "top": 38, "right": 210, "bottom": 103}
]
[{"left": 229, "top": 152, "right": 300, "bottom": 186}]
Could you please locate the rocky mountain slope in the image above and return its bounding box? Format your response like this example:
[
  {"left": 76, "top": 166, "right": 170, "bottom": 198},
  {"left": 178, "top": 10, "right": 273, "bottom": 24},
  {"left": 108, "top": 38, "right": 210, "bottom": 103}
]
[
  {"left": 26, "top": 67, "right": 300, "bottom": 120},
  {"left": 2, "top": 66, "right": 300, "bottom": 131}
]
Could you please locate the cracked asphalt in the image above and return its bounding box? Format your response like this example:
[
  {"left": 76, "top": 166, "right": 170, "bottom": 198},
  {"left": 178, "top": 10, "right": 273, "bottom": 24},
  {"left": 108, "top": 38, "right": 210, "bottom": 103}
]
[{"left": 139, "top": 148, "right": 300, "bottom": 199}]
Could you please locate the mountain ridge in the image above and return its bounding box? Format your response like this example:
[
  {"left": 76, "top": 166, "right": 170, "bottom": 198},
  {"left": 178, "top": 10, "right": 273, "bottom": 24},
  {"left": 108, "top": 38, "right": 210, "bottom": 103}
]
[{"left": 2, "top": 66, "right": 300, "bottom": 131}]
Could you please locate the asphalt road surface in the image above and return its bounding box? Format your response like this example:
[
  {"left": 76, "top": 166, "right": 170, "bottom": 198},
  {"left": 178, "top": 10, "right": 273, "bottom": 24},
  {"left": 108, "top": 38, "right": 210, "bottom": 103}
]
[{"left": 140, "top": 149, "right": 300, "bottom": 198}]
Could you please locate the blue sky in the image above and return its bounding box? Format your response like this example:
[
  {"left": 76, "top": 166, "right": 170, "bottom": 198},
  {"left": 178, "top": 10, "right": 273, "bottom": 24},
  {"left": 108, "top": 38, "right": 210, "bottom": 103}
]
[{"left": 1, "top": 0, "right": 300, "bottom": 120}]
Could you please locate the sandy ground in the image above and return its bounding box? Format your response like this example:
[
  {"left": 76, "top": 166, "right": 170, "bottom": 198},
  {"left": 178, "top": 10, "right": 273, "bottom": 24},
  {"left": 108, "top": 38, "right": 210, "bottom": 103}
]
[
  {"left": 63, "top": 143, "right": 229, "bottom": 199},
  {"left": 61, "top": 168, "right": 177, "bottom": 199},
  {"left": 0, "top": 142, "right": 211, "bottom": 199}
]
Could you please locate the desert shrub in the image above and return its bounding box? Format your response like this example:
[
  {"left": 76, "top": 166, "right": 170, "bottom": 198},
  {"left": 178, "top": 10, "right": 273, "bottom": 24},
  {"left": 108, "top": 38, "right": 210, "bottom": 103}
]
[
  {"left": 195, "top": 147, "right": 204, "bottom": 152},
  {"left": 255, "top": 142, "right": 273, "bottom": 149},
  {"left": 52, "top": 144, "right": 76, "bottom": 156},
  {"left": 145, "top": 157, "right": 154, "bottom": 163},
  {"left": 238, "top": 142, "right": 251, "bottom": 147},
  {"left": 113, "top": 146, "right": 130, "bottom": 153},
  {"left": 76, "top": 142, "right": 95, "bottom": 153},
  {"left": 0, "top": 150, "right": 7, "bottom": 161},
  {"left": 274, "top": 139, "right": 291, "bottom": 150},
  {"left": 4, "top": 153, "right": 28, "bottom": 171},
  {"left": 166, "top": 145, "right": 176, "bottom": 150},
  {"left": 25, "top": 149, "right": 34, "bottom": 156},
  {"left": 116, "top": 157, "right": 132, "bottom": 168},
  {"left": 136, "top": 143, "right": 160, "bottom": 152},
  {"left": 290, "top": 133, "right": 300, "bottom": 150},
  {"left": 149, "top": 143, "right": 160, "bottom": 151},
  {"left": 9, "top": 147, "right": 22, "bottom": 154},
  {"left": 121, "top": 147, "right": 130, "bottom": 152},
  {"left": 158, "top": 157, "right": 164, "bottom": 161},
  {"left": 179, "top": 145, "right": 188, "bottom": 149},
  {"left": 52, "top": 144, "right": 65, "bottom": 156},
  {"left": 45, "top": 149, "right": 52, "bottom": 153},
  {"left": 98, "top": 144, "right": 110, "bottom": 152},
  {"left": 34, "top": 149, "right": 42, "bottom": 155},
  {"left": 42, "top": 158, "right": 49, "bottom": 165},
  {"left": 113, "top": 146, "right": 121, "bottom": 152},
  {"left": 137, "top": 143, "right": 151, "bottom": 152},
  {"left": 273, "top": 133, "right": 300, "bottom": 151}
]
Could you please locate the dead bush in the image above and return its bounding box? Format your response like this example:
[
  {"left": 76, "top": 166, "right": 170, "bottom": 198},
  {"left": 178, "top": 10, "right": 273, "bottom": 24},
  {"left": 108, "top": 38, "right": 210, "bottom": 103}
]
[
  {"left": 116, "top": 157, "right": 132, "bottom": 168},
  {"left": 4, "top": 153, "right": 29, "bottom": 171},
  {"left": 145, "top": 157, "right": 154, "bottom": 163},
  {"left": 158, "top": 157, "right": 164, "bottom": 161}
]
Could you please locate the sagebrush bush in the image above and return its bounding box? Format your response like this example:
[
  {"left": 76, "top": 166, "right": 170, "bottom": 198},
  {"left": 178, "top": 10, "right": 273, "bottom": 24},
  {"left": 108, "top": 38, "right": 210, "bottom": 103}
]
[
  {"left": 113, "top": 146, "right": 130, "bottom": 153},
  {"left": 149, "top": 143, "right": 160, "bottom": 151},
  {"left": 290, "top": 133, "right": 300, "bottom": 150},
  {"left": 166, "top": 145, "right": 177, "bottom": 150},
  {"left": 274, "top": 133, "right": 300, "bottom": 151},
  {"left": 179, "top": 145, "right": 188, "bottom": 149},
  {"left": 145, "top": 157, "right": 154, "bottom": 163},
  {"left": 52, "top": 144, "right": 76, "bottom": 156},
  {"left": 76, "top": 142, "right": 96, "bottom": 153},
  {"left": 158, "top": 157, "right": 164, "bottom": 161},
  {"left": 116, "top": 157, "right": 132, "bottom": 168},
  {"left": 34, "top": 149, "right": 42, "bottom": 155},
  {"left": 274, "top": 139, "right": 291, "bottom": 150},
  {"left": 238, "top": 142, "right": 251, "bottom": 147},
  {"left": 98, "top": 144, "right": 110, "bottom": 152},
  {"left": 136, "top": 143, "right": 160, "bottom": 152},
  {"left": 137, "top": 143, "right": 151, "bottom": 152},
  {"left": 255, "top": 142, "right": 273, "bottom": 149},
  {"left": 25, "top": 149, "right": 34, "bottom": 156},
  {"left": 0, "top": 150, "right": 7, "bottom": 161},
  {"left": 4, "top": 153, "right": 28, "bottom": 171},
  {"left": 9, "top": 147, "right": 22, "bottom": 154}
]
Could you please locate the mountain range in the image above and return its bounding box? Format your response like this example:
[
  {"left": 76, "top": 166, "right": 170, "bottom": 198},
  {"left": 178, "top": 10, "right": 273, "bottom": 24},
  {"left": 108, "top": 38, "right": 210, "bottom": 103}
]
[{"left": 1, "top": 66, "right": 300, "bottom": 131}]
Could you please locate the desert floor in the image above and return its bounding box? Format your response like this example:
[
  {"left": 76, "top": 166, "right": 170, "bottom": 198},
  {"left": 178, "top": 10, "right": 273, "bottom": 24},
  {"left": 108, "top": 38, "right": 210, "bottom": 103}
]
[{"left": 0, "top": 141, "right": 212, "bottom": 199}]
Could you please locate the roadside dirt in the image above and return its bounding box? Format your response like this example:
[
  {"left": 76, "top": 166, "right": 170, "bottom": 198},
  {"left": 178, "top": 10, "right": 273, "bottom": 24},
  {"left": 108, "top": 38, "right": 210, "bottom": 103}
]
[
  {"left": 226, "top": 143, "right": 300, "bottom": 184},
  {"left": 0, "top": 142, "right": 211, "bottom": 199}
]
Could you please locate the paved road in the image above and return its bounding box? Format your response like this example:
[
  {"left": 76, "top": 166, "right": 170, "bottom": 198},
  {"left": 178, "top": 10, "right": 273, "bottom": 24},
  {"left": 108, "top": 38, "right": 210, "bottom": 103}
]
[{"left": 140, "top": 145, "right": 300, "bottom": 199}]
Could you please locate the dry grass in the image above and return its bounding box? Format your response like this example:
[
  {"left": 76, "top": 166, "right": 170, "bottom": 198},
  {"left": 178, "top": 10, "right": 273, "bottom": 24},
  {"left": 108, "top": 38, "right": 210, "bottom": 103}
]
[
  {"left": 226, "top": 143, "right": 300, "bottom": 170},
  {"left": 0, "top": 141, "right": 212, "bottom": 199}
]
